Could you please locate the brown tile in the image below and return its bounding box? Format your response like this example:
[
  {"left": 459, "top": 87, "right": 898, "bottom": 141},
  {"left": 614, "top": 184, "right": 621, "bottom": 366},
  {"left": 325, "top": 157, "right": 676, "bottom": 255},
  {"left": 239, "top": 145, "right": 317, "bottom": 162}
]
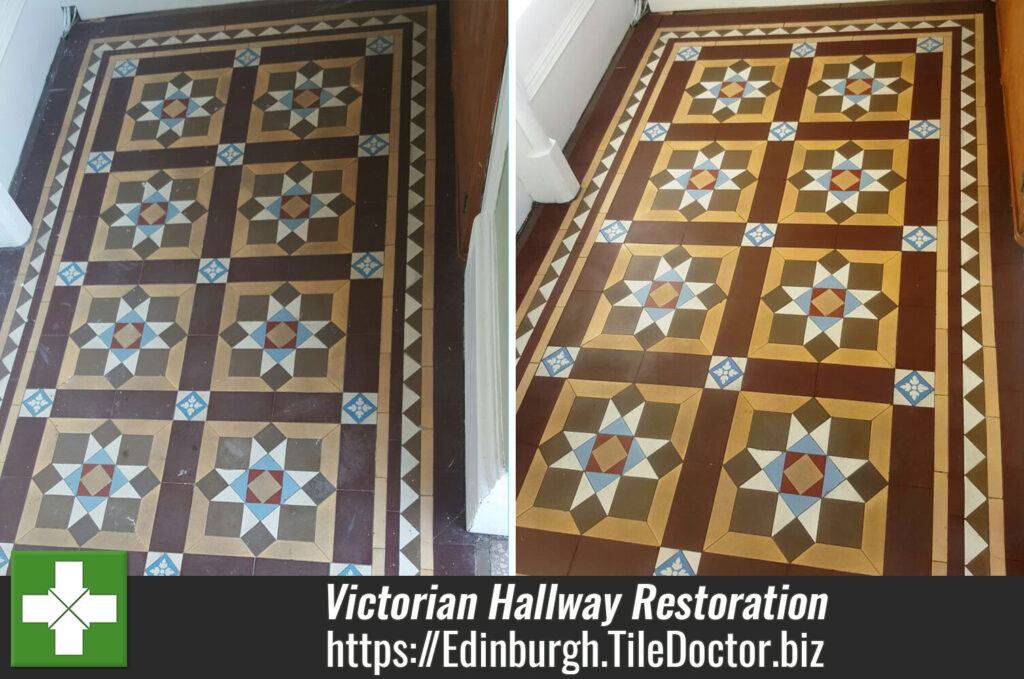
[
  {"left": 0, "top": 477, "right": 30, "bottom": 541},
  {"left": 51, "top": 389, "right": 116, "bottom": 419},
  {"left": 149, "top": 483, "right": 193, "bottom": 553},
  {"left": 272, "top": 393, "right": 341, "bottom": 423},
  {"left": 889, "top": 406, "right": 935, "bottom": 489},
  {"left": 2, "top": 418, "right": 46, "bottom": 478},
  {"left": 180, "top": 553, "right": 253, "bottom": 576},
  {"left": 697, "top": 551, "right": 788, "bottom": 575},
  {"left": 571, "top": 348, "right": 642, "bottom": 383},
  {"left": 338, "top": 425, "right": 374, "bottom": 492},
  {"left": 516, "top": 528, "right": 579, "bottom": 575},
  {"left": 896, "top": 306, "right": 936, "bottom": 371},
  {"left": 254, "top": 558, "right": 328, "bottom": 575},
  {"left": 111, "top": 390, "right": 175, "bottom": 419},
  {"left": 883, "top": 484, "right": 932, "bottom": 575},
  {"left": 569, "top": 536, "right": 658, "bottom": 575},
  {"left": 899, "top": 252, "right": 937, "bottom": 309},
  {"left": 635, "top": 352, "right": 708, "bottom": 388},
  {"left": 743, "top": 358, "right": 817, "bottom": 396},
  {"left": 816, "top": 364, "right": 893, "bottom": 403},
  {"left": 163, "top": 420, "right": 204, "bottom": 484},
  {"left": 207, "top": 391, "right": 273, "bottom": 421},
  {"left": 333, "top": 490, "right": 372, "bottom": 564},
  {"left": 548, "top": 291, "right": 602, "bottom": 347}
]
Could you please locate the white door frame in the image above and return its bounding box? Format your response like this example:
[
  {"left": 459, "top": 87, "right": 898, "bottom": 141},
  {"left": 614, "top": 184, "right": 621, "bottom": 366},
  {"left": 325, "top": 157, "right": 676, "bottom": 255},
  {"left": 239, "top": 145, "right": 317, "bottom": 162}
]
[{"left": 464, "top": 55, "right": 510, "bottom": 536}]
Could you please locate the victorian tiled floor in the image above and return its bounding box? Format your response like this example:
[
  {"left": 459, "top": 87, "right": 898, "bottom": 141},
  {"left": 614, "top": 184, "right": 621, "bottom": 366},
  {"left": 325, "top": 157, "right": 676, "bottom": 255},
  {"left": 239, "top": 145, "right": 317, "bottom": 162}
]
[
  {"left": 517, "top": 1, "right": 1024, "bottom": 576},
  {"left": 0, "top": 1, "right": 484, "bottom": 576}
]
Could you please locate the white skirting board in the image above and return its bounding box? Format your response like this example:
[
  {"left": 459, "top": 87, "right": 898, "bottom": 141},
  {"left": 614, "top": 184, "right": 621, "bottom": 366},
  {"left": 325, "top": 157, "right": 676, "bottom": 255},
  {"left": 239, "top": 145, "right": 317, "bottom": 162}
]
[{"left": 648, "top": 0, "right": 879, "bottom": 11}]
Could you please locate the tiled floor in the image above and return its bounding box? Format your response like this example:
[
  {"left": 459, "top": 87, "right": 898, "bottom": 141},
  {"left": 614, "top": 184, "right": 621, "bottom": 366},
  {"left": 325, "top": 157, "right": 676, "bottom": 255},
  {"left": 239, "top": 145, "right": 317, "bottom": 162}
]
[
  {"left": 517, "top": 1, "right": 1022, "bottom": 576},
  {"left": 0, "top": 1, "right": 494, "bottom": 576}
]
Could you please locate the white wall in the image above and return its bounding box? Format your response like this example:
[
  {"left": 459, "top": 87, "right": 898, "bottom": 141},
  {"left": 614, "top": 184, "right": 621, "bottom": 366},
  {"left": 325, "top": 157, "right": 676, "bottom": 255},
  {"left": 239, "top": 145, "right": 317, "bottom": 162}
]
[
  {"left": 516, "top": 0, "right": 634, "bottom": 229},
  {"left": 648, "top": 0, "right": 877, "bottom": 10},
  {"left": 0, "top": 0, "right": 63, "bottom": 191},
  {"left": 75, "top": 0, "right": 258, "bottom": 20}
]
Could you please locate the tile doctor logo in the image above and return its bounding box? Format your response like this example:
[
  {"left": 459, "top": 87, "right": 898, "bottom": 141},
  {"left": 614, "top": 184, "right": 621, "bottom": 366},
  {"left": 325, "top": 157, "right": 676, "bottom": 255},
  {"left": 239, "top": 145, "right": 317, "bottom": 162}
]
[{"left": 10, "top": 550, "right": 127, "bottom": 667}]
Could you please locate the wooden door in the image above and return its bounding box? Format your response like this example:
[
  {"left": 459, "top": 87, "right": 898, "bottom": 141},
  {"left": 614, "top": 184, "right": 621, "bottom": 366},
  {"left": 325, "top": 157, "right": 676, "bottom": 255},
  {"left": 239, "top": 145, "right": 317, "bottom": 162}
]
[
  {"left": 997, "top": 0, "right": 1024, "bottom": 243},
  {"left": 450, "top": 0, "right": 507, "bottom": 255}
]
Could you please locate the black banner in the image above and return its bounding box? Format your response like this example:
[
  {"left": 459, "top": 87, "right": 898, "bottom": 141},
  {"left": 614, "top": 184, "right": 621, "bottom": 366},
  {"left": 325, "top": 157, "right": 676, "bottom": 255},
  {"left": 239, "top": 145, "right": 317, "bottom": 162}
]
[{"left": 1, "top": 576, "right": 1017, "bottom": 675}]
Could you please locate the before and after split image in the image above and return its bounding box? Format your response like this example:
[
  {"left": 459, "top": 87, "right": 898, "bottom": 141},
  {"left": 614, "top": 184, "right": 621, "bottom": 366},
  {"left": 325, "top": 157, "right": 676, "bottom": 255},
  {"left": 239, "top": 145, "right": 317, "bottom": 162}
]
[{"left": 0, "top": 0, "right": 1022, "bottom": 579}]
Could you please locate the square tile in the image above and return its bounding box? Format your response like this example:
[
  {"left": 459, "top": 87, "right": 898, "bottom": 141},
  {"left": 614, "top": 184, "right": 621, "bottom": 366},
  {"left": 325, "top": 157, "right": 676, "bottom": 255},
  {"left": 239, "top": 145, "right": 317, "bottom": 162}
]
[
  {"left": 653, "top": 547, "right": 701, "bottom": 575},
  {"left": 213, "top": 280, "right": 348, "bottom": 392},
  {"left": 60, "top": 284, "right": 193, "bottom": 390},
  {"left": 112, "top": 58, "right": 139, "bottom": 78},
  {"left": 234, "top": 159, "right": 356, "bottom": 257},
  {"left": 358, "top": 133, "right": 389, "bottom": 157},
  {"left": 780, "top": 140, "right": 908, "bottom": 225},
  {"left": 174, "top": 390, "right": 210, "bottom": 421},
  {"left": 902, "top": 225, "right": 937, "bottom": 252},
  {"left": 638, "top": 141, "right": 764, "bottom": 223},
  {"left": 802, "top": 54, "right": 915, "bottom": 122},
  {"left": 908, "top": 120, "right": 940, "bottom": 140},
  {"left": 186, "top": 421, "right": 339, "bottom": 561},
  {"left": 537, "top": 346, "right": 579, "bottom": 378},
  {"left": 198, "top": 257, "right": 230, "bottom": 283},
  {"left": 706, "top": 356, "right": 746, "bottom": 390},
  {"left": 750, "top": 248, "right": 900, "bottom": 367},
  {"left": 144, "top": 551, "right": 182, "bottom": 575},
  {"left": 17, "top": 419, "right": 171, "bottom": 551},
  {"left": 55, "top": 262, "right": 88, "bottom": 286},
  {"left": 518, "top": 380, "right": 702, "bottom": 545},
  {"left": 119, "top": 69, "right": 230, "bottom": 150},
  {"left": 705, "top": 393, "right": 891, "bottom": 574},
  {"left": 350, "top": 252, "right": 384, "bottom": 279},
  {"left": 642, "top": 123, "right": 669, "bottom": 142},
  {"left": 216, "top": 143, "right": 245, "bottom": 166},
  {"left": 366, "top": 35, "right": 394, "bottom": 56},
  {"left": 742, "top": 222, "right": 776, "bottom": 247},
  {"left": 582, "top": 243, "right": 737, "bottom": 354},
  {"left": 331, "top": 562, "right": 371, "bottom": 575},
  {"left": 234, "top": 47, "right": 261, "bottom": 68},
  {"left": 92, "top": 168, "right": 214, "bottom": 261},
  {"left": 676, "top": 58, "right": 788, "bottom": 124},
  {"left": 20, "top": 389, "right": 55, "bottom": 418},
  {"left": 893, "top": 369, "right": 935, "bottom": 407},
  {"left": 597, "top": 219, "right": 632, "bottom": 244},
  {"left": 341, "top": 392, "right": 377, "bottom": 425},
  {"left": 85, "top": 151, "right": 114, "bottom": 174},
  {"left": 790, "top": 41, "right": 817, "bottom": 58},
  {"left": 249, "top": 58, "right": 364, "bottom": 141}
]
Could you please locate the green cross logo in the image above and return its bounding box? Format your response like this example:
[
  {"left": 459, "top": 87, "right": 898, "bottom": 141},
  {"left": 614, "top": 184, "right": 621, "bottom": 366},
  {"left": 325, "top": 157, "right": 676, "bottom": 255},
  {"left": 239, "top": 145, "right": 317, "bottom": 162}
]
[{"left": 10, "top": 550, "right": 127, "bottom": 667}]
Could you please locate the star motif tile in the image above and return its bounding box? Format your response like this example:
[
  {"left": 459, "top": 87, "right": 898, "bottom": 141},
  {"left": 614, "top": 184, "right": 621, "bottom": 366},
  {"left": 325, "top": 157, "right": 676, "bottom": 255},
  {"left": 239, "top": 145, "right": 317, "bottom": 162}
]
[
  {"left": 639, "top": 141, "right": 763, "bottom": 222},
  {"left": 677, "top": 58, "right": 786, "bottom": 123},
  {"left": 706, "top": 394, "right": 890, "bottom": 573},
  {"left": 752, "top": 249, "right": 900, "bottom": 366},
  {"left": 781, "top": 140, "right": 907, "bottom": 225},
  {"left": 62, "top": 285, "right": 192, "bottom": 389},
  {"left": 214, "top": 281, "right": 347, "bottom": 392},
  {"left": 188, "top": 422, "right": 339, "bottom": 560},
  {"left": 518, "top": 381, "right": 701, "bottom": 544},
  {"left": 654, "top": 548, "right": 701, "bottom": 576},
  {"left": 802, "top": 54, "right": 914, "bottom": 122},
  {"left": 584, "top": 244, "right": 736, "bottom": 354},
  {"left": 145, "top": 552, "right": 182, "bottom": 575},
  {"left": 235, "top": 160, "right": 356, "bottom": 257},
  {"left": 250, "top": 58, "right": 363, "bottom": 141},
  {"left": 93, "top": 168, "right": 212, "bottom": 260},
  {"left": 121, "top": 70, "right": 228, "bottom": 149},
  {"left": 18, "top": 419, "right": 170, "bottom": 551},
  {"left": 537, "top": 346, "right": 579, "bottom": 378}
]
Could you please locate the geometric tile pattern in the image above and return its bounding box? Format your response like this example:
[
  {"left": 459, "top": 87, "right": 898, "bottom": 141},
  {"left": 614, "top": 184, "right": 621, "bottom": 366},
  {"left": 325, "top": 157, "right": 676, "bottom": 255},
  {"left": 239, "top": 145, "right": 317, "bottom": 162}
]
[
  {"left": 752, "top": 249, "right": 899, "bottom": 365},
  {"left": 94, "top": 169, "right": 212, "bottom": 260},
  {"left": 707, "top": 395, "right": 890, "bottom": 573},
  {"left": 216, "top": 282, "right": 346, "bottom": 392},
  {"left": 782, "top": 141, "right": 907, "bottom": 225},
  {"left": 641, "top": 141, "right": 763, "bottom": 222},
  {"left": 235, "top": 160, "right": 356, "bottom": 256},
  {"left": 518, "top": 381, "right": 701, "bottom": 545},
  {"left": 250, "top": 59, "right": 362, "bottom": 140},
  {"left": 64, "top": 285, "right": 192, "bottom": 389},
  {"left": 0, "top": 6, "right": 440, "bottom": 576},
  {"left": 585, "top": 244, "right": 735, "bottom": 354},
  {"left": 678, "top": 58, "right": 786, "bottom": 123},
  {"left": 803, "top": 54, "right": 914, "bottom": 121},
  {"left": 189, "top": 423, "right": 338, "bottom": 559},
  {"left": 18, "top": 420, "right": 169, "bottom": 551},
  {"left": 517, "top": 13, "right": 999, "bottom": 577},
  {"left": 123, "top": 71, "right": 227, "bottom": 148}
]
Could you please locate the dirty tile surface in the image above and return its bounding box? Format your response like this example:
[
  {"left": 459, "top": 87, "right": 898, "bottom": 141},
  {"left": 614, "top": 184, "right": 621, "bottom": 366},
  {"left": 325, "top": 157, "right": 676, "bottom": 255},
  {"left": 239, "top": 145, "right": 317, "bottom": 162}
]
[
  {"left": 0, "top": 2, "right": 459, "bottom": 576},
  {"left": 517, "top": 3, "right": 1014, "bottom": 576}
]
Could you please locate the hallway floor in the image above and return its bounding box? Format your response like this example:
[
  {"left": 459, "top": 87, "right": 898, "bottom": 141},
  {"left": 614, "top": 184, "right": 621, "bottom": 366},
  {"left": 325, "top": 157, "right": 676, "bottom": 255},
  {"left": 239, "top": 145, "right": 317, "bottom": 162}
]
[
  {"left": 0, "top": 1, "right": 490, "bottom": 576},
  {"left": 517, "top": 1, "right": 1023, "bottom": 575}
]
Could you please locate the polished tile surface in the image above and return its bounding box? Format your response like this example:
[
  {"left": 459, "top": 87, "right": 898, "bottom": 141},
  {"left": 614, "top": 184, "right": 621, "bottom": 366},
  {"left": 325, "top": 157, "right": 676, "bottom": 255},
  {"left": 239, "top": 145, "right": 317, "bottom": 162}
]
[
  {"left": 517, "top": 4, "right": 1011, "bottom": 576},
  {"left": 0, "top": 2, "right": 449, "bottom": 575}
]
